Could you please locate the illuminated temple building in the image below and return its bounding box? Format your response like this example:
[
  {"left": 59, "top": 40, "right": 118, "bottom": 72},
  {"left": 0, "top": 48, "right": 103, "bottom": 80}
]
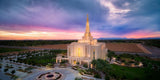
[{"left": 67, "top": 15, "right": 108, "bottom": 66}]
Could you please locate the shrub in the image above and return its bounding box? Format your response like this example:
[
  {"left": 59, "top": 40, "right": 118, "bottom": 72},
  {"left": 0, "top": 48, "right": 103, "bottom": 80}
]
[
  {"left": 47, "top": 63, "right": 53, "bottom": 66},
  {"left": 94, "top": 73, "right": 101, "bottom": 78},
  {"left": 4, "top": 68, "right": 8, "bottom": 72},
  {"left": 11, "top": 70, "right": 16, "bottom": 74},
  {"left": 105, "top": 74, "right": 110, "bottom": 80},
  {"left": 75, "top": 77, "right": 83, "bottom": 80},
  {"left": 60, "top": 60, "right": 68, "bottom": 64},
  {"left": 11, "top": 75, "right": 18, "bottom": 80},
  {"left": 129, "top": 61, "right": 135, "bottom": 63},
  {"left": 121, "top": 60, "right": 125, "bottom": 62},
  {"left": 83, "top": 63, "right": 88, "bottom": 68},
  {"left": 108, "top": 51, "right": 115, "bottom": 59}
]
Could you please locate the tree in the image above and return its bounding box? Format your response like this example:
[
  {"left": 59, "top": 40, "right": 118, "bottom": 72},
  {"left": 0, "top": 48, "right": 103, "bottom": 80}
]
[
  {"left": 94, "top": 73, "right": 101, "bottom": 78},
  {"left": 105, "top": 74, "right": 110, "bottom": 80},
  {"left": 11, "top": 70, "right": 16, "bottom": 74},
  {"left": 76, "top": 62, "right": 79, "bottom": 65},
  {"left": 108, "top": 51, "right": 115, "bottom": 60},
  {"left": 91, "top": 59, "right": 97, "bottom": 67},
  {"left": 91, "top": 59, "right": 112, "bottom": 75},
  {"left": 83, "top": 63, "right": 88, "bottom": 68},
  {"left": 4, "top": 68, "right": 8, "bottom": 72}
]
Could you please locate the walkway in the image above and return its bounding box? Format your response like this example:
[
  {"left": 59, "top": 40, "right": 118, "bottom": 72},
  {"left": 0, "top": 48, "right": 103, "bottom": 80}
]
[{"left": 23, "top": 67, "right": 81, "bottom": 80}]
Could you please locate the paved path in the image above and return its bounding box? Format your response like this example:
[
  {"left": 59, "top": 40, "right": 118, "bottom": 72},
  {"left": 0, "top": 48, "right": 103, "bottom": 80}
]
[
  {"left": 0, "top": 72, "right": 11, "bottom": 80},
  {"left": 0, "top": 60, "right": 103, "bottom": 80},
  {"left": 23, "top": 67, "right": 81, "bottom": 80},
  {"left": 23, "top": 67, "right": 103, "bottom": 80}
]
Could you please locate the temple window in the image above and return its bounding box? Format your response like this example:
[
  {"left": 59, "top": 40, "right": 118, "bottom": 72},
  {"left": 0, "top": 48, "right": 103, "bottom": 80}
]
[
  {"left": 78, "top": 48, "right": 80, "bottom": 57},
  {"left": 93, "top": 49, "right": 95, "bottom": 59},
  {"left": 85, "top": 46, "right": 87, "bottom": 57}
]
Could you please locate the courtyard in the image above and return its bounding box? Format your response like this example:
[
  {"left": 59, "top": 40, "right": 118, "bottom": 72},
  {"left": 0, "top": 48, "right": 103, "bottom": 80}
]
[{"left": 0, "top": 50, "right": 102, "bottom": 80}]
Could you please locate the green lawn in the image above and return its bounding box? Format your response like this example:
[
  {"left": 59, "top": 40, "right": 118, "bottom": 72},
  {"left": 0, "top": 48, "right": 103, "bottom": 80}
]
[
  {"left": 0, "top": 48, "right": 25, "bottom": 53},
  {"left": 19, "top": 55, "right": 56, "bottom": 66},
  {"left": 111, "top": 64, "right": 160, "bottom": 80},
  {"left": 106, "top": 52, "right": 160, "bottom": 80},
  {"left": 17, "top": 50, "right": 67, "bottom": 66}
]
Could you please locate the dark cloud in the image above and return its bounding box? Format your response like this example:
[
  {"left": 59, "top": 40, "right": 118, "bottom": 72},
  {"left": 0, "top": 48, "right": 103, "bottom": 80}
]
[
  {"left": 111, "top": 0, "right": 136, "bottom": 9},
  {"left": 108, "top": 0, "right": 160, "bottom": 34},
  {"left": 0, "top": 0, "right": 107, "bottom": 30},
  {"left": 109, "top": 26, "right": 140, "bottom": 35},
  {"left": 127, "top": 0, "right": 160, "bottom": 16},
  {"left": 0, "top": 0, "right": 159, "bottom": 38}
]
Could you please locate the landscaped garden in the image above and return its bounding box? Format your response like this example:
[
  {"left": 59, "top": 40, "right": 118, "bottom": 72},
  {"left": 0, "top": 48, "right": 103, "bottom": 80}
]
[
  {"left": 108, "top": 50, "right": 160, "bottom": 68},
  {"left": 0, "top": 48, "right": 25, "bottom": 53},
  {"left": 72, "top": 65, "right": 102, "bottom": 79},
  {"left": 17, "top": 50, "right": 67, "bottom": 66},
  {"left": 1, "top": 45, "right": 160, "bottom": 80},
  {"left": 0, "top": 49, "right": 68, "bottom": 80},
  {"left": 0, "top": 40, "right": 76, "bottom": 46},
  {"left": 90, "top": 51, "right": 160, "bottom": 80},
  {"left": 109, "top": 64, "right": 160, "bottom": 80}
]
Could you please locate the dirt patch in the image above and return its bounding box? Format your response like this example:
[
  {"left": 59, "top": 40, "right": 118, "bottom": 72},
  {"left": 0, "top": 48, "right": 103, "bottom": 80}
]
[
  {"left": 0, "top": 49, "right": 36, "bottom": 56},
  {"left": 0, "top": 43, "right": 154, "bottom": 56},
  {"left": 106, "top": 43, "right": 151, "bottom": 54},
  {"left": 30, "top": 44, "right": 68, "bottom": 49}
]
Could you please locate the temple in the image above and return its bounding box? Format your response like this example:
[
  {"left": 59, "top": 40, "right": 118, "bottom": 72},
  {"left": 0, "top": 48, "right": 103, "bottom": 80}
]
[{"left": 67, "top": 15, "right": 108, "bottom": 67}]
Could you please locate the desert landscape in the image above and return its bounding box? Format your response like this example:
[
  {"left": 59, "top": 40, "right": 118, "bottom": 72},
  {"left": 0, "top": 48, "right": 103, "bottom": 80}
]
[{"left": 0, "top": 0, "right": 160, "bottom": 79}]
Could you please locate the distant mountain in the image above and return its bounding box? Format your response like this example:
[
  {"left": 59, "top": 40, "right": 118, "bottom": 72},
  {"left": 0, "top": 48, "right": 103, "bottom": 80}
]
[
  {"left": 138, "top": 37, "right": 160, "bottom": 39},
  {"left": 98, "top": 37, "right": 160, "bottom": 40},
  {"left": 98, "top": 37, "right": 127, "bottom": 40}
]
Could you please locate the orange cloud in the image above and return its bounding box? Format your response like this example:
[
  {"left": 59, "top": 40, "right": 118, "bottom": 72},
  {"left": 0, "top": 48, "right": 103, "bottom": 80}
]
[
  {"left": 0, "top": 29, "right": 159, "bottom": 40},
  {"left": 0, "top": 31, "right": 82, "bottom": 40},
  {"left": 0, "top": 30, "right": 101, "bottom": 40}
]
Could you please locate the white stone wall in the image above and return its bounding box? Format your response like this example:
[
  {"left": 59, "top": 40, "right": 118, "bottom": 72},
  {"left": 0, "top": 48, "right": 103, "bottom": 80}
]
[{"left": 67, "top": 42, "right": 107, "bottom": 66}]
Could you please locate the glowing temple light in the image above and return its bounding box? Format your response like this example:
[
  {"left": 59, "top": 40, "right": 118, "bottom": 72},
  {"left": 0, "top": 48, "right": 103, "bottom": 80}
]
[{"left": 66, "top": 15, "right": 108, "bottom": 67}]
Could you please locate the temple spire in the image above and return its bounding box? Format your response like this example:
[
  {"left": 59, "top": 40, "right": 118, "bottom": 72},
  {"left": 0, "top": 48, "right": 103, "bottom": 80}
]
[
  {"left": 82, "top": 14, "right": 93, "bottom": 40},
  {"left": 86, "top": 14, "right": 90, "bottom": 33}
]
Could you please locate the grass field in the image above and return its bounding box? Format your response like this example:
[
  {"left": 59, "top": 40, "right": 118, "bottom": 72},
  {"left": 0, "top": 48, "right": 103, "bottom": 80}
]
[
  {"left": 0, "top": 48, "right": 25, "bottom": 53},
  {"left": 111, "top": 64, "right": 160, "bottom": 80},
  {"left": 17, "top": 50, "right": 67, "bottom": 66}
]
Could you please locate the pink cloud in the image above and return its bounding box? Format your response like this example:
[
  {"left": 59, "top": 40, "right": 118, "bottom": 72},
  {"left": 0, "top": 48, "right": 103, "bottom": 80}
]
[{"left": 124, "top": 30, "right": 160, "bottom": 39}]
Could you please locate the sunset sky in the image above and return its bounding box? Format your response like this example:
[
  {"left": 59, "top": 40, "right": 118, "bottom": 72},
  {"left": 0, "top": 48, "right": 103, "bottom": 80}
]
[{"left": 0, "top": 0, "right": 160, "bottom": 40}]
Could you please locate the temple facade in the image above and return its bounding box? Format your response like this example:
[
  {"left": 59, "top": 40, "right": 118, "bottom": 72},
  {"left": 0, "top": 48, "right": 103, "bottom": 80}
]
[{"left": 67, "top": 15, "right": 108, "bottom": 66}]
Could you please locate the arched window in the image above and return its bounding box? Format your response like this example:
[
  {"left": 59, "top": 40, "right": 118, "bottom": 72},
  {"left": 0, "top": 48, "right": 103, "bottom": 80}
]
[{"left": 85, "top": 46, "right": 87, "bottom": 57}]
